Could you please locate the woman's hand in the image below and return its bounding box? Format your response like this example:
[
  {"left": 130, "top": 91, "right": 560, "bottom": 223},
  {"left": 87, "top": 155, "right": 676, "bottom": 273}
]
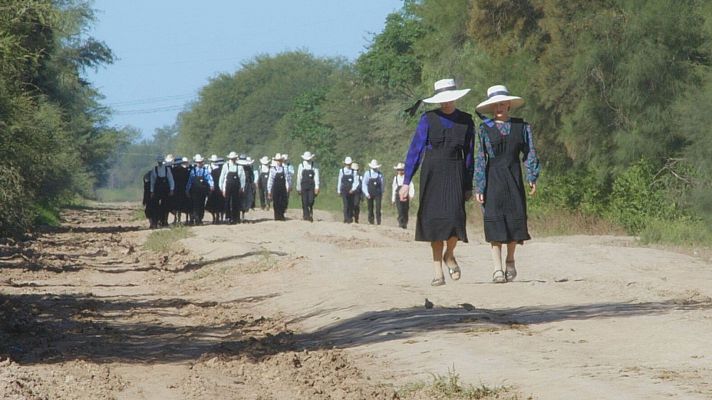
[
  {"left": 529, "top": 182, "right": 537, "bottom": 196},
  {"left": 398, "top": 184, "right": 410, "bottom": 201},
  {"left": 475, "top": 193, "right": 485, "bottom": 204}
]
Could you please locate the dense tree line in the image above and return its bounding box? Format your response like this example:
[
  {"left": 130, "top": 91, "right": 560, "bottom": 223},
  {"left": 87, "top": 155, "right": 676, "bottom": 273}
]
[
  {"left": 0, "top": 0, "right": 130, "bottom": 237},
  {"left": 115, "top": 0, "right": 712, "bottom": 240}
]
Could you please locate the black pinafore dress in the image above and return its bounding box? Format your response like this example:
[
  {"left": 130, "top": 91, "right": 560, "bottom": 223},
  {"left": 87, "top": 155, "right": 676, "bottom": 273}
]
[
  {"left": 482, "top": 118, "right": 531, "bottom": 243},
  {"left": 415, "top": 111, "right": 470, "bottom": 242}
]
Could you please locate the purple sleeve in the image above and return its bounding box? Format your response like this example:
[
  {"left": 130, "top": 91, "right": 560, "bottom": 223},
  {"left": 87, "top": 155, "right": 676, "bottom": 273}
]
[
  {"left": 522, "top": 123, "right": 541, "bottom": 183},
  {"left": 404, "top": 115, "right": 429, "bottom": 185}
]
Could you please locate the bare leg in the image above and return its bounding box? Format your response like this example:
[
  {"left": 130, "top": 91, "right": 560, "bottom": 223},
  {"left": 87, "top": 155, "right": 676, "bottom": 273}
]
[
  {"left": 443, "top": 236, "right": 460, "bottom": 279},
  {"left": 490, "top": 242, "right": 505, "bottom": 283},
  {"left": 505, "top": 241, "right": 517, "bottom": 281},
  {"left": 506, "top": 241, "right": 516, "bottom": 263},
  {"left": 431, "top": 241, "right": 445, "bottom": 282}
]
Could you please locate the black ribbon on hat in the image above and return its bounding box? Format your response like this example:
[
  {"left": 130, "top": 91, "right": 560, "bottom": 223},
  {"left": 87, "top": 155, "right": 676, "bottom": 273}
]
[{"left": 404, "top": 85, "right": 459, "bottom": 117}]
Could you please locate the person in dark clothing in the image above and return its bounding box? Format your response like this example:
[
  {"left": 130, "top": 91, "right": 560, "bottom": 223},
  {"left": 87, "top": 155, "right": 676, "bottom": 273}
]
[
  {"left": 257, "top": 156, "right": 271, "bottom": 210},
  {"left": 206, "top": 154, "right": 225, "bottom": 224},
  {"left": 474, "top": 85, "right": 540, "bottom": 283},
  {"left": 267, "top": 153, "right": 291, "bottom": 221},
  {"left": 296, "top": 151, "right": 320, "bottom": 222},
  {"left": 351, "top": 162, "right": 363, "bottom": 224},
  {"left": 186, "top": 154, "right": 214, "bottom": 225},
  {"left": 391, "top": 162, "right": 415, "bottom": 229},
  {"left": 237, "top": 154, "right": 255, "bottom": 222},
  {"left": 149, "top": 155, "right": 175, "bottom": 229},
  {"left": 170, "top": 156, "right": 192, "bottom": 224},
  {"left": 337, "top": 157, "right": 357, "bottom": 223},
  {"left": 362, "top": 159, "right": 385, "bottom": 225},
  {"left": 401, "top": 79, "right": 474, "bottom": 286},
  {"left": 142, "top": 169, "right": 153, "bottom": 227},
  {"left": 219, "top": 151, "right": 245, "bottom": 224}
]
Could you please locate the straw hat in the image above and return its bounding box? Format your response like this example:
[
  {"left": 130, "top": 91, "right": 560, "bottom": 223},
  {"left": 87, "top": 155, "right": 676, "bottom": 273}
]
[
  {"left": 282, "top": 153, "right": 289, "bottom": 161},
  {"left": 394, "top": 162, "right": 405, "bottom": 170},
  {"left": 368, "top": 159, "right": 381, "bottom": 169},
  {"left": 237, "top": 154, "right": 250, "bottom": 165},
  {"left": 422, "top": 78, "right": 471, "bottom": 104},
  {"left": 193, "top": 154, "right": 204, "bottom": 163},
  {"left": 475, "top": 85, "right": 524, "bottom": 113},
  {"left": 351, "top": 162, "right": 360, "bottom": 171},
  {"left": 343, "top": 156, "right": 353, "bottom": 165},
  {"left": 259, "top": 156, "right": 270, "bottom": 165},
  {"left": 301, "top": 151, "right": 315, "bottom": 161},
  {"left": 226, "top": 151, "right": 238, "bottom": 159},
  {"left": 245, "top": 156, "right": 254, "bottom": 165},
  {"left": 164, "top": 154, "right": 175, "bottom": 163},
  {"left": 209, "top": 154, "right": 219, "bottom": 162},
  {"left": 273, "top": 153, "right": 285, "bottom": 161}
]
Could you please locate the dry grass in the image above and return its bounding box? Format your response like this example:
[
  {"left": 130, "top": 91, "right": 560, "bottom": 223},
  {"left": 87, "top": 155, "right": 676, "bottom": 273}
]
[{"left": 398, "top": 368, "right": 529, "bottom": 400}]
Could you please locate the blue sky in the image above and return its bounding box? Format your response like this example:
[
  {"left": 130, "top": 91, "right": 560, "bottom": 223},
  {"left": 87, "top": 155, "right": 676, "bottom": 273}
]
[{"left": 87, "top": 0, "right": 404, "bottom": 140}]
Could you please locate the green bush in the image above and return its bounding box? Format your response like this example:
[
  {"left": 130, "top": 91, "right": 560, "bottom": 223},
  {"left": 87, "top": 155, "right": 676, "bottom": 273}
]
[
  {"left": 0, "top": 165, "right": 34, "bottom": 237},
  {"left": 608, "top": 159, "right": 685, "bottom": 233},
  {"left": 639, "top": 217, "right": 712, "bottom": 246}
]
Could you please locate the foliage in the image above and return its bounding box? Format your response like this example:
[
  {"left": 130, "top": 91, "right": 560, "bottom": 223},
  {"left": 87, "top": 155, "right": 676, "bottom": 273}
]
[{"left": 0, "top": 0, "right": 129, "bottom": 237}]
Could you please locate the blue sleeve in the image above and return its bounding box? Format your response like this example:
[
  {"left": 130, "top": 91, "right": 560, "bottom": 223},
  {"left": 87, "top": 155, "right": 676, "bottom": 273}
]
[
  {"left": 205, "top": 167, "right": 214, "bottom": 189},
  {"left": 404, "top": 114, "right": 429, "bottom": 185}
]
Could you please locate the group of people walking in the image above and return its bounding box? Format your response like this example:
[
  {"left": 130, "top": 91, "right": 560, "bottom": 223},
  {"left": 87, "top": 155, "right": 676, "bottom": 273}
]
[
  {"left": 337, "top": 158, "right": 415, "bottom": 229},
  {"left": 402, "top": 79, "right": 540, "bottom": 286},
  {"left": 143, "top": 151, "right": 320, "bottom": 227}
]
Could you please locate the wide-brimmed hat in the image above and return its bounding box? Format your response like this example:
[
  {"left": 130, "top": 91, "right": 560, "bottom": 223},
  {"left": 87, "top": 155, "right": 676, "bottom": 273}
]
[
  {"left": 209, "top": 154, "right": 219, "bottom": 162},
  {"left": 422, "top": 79, "right": 471, "bottom": 104},
  {"left": 259, "top": 156, "right": 270, "bottom": 165},
  {"left": 343, "top": 156, "right": 353, "bottom": 164},
  {"left": 368, "top": 159, "right": 381, "bottom": 169},
  {"left": 155, "top": 154, "right": 164, "bottom": 162},
  {"left": 475, "top": 85, "right": 524, "bottom": 113},
  {"left": 283, "top": 154, "right": 289, "bottom": 160},
  {"left": 301, "top": 151, "right": 315, "bottom": 161},
  {"left": 172, "top": 156, "right": 183, "bottom": 165},
  {"left": 245, "top": 156, "right": 254, "bottom": 165},
  {"left": 193, "top": 154, "right": 204, "bottom": 163},
  {"left": 394, "top": 162, "right": 405, "bottom": 170},
  {"left": 226, "top": 151, "right": 238, "bottom": 159},
  {"left": 273, "top": 153, "right": 285, "bottom": 161},
  {"left": 351, "top": 162, "right": 360, "bottom": 171},
  {"left": 237, "top": 154, "right": 250, "bottom": 165},
  {"left": 164, "top": 154, "right": 175, "bottom": 163}
]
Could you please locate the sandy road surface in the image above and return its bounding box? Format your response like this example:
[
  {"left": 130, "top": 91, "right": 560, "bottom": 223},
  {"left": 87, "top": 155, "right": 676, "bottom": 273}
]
[{"left": 1, "top": 203, "right": 711, "bottom": 399}]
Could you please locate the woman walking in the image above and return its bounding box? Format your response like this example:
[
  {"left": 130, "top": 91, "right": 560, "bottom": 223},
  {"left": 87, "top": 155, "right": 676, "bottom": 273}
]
[
  {"left": 474, "top": 85, "right": 540, "bottom": 283},
  {"left": 268, "top": 153, "right": 290, "bottom": 221},
  {"left": 401, "top": 78, "right": 475, "bottom": 286}
]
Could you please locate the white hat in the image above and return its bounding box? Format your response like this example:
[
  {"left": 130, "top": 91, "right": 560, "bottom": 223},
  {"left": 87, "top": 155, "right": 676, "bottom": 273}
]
[
  {"left": 164, "top": 154, "right": 175, "bottom": 163},
  {"left": 282, "top": 153, "right": 289, "bottom": 161},
  {"left": 226, "top": 151, "right": 238, "bottom": 159},
  {"left": 245, "top": 156, "right": 254, "bottom": 164},
  {"left": 273, "top": 153, "right": 284, "bottom": 161},
  {"left": 475, "top": 85, "right": 524, "bottom": 113},
  {"left": 343, "top": 156, "right": 353, "bottom": 164},
  {"left": 394, "top": 162, "right": 405, "bottom": 170},
  {"left": 193, "top": 154, "right": 204, "bottom": 163},
  {"left": 368, "top": 159, "right": 381, "bottom": 169},
  {"left": 237, "top": 154, "right": 250, "bottom": 165},
  {"left": 259, "top": 156, "right": 270, "bottom": 165},
  {"left": 351, "top": 162, "right": 360, "bottom": 171},
  {"left": 422, "top": 79, "right": 471, "bottom": 104},
  {"left": 209, "top": 154, "right": 219, "bottom": 162},
  {"left": 301, "top": 151, "right": 315, "bottom": 161}
]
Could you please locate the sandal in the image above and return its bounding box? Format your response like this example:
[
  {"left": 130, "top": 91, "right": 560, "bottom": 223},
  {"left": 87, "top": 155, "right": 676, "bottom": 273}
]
[
  {"left": 505, "top": 260, "right": 517, "bottom": 282},
  {"left": 431, "top": 277, "right": 446, "bottom": 287},
  {"left": 448, "top": 266, "right": 461, "bottom": 281},
  {"left": 492, "top": 270, "right": 506, "bottom": 284},
  {"left": 444, "top": 256, "right": 461, "bottom": 281}
]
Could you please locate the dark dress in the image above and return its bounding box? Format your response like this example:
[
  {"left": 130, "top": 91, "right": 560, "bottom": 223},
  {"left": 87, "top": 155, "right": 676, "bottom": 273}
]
[
  {"left": 415, "top": 110, "right": 474, "bottom": 242},
  {"left": 240, "top": 165, "right": 255, "bottom": 213},
  {"left": 481, "top": 118, "right": 531, "bottom": 243},
  {"left": 205, "top": 166, "right": 224, "bottom": 216}
]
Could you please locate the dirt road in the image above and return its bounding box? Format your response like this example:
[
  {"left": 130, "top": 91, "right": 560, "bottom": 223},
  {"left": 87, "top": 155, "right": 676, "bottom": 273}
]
[{"left": 1, "top": 203, "right": 711, "bottom": 399}]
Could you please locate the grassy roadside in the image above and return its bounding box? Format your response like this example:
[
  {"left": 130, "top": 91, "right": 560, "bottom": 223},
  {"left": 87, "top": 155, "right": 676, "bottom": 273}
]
[
  {"left": 398, "top": 369, "right": 530, "bottom": 400},
  {"left": 143, "top": 226, "right": 194, "bottom": 252}
]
